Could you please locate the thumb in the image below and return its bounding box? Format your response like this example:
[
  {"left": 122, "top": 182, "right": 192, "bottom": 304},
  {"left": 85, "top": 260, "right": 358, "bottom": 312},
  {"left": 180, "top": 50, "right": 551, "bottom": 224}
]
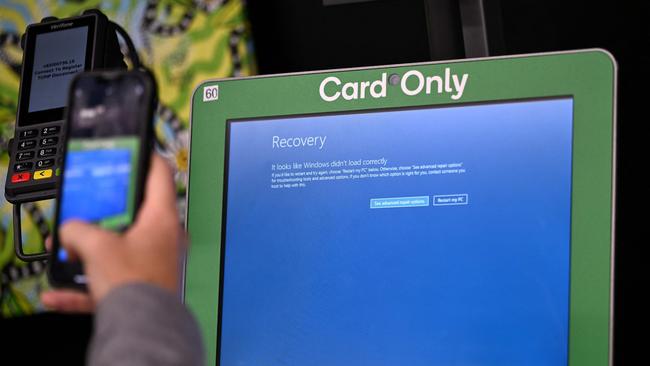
[{"left": 58, "top": 220, "right": 116, "bottom": 263}]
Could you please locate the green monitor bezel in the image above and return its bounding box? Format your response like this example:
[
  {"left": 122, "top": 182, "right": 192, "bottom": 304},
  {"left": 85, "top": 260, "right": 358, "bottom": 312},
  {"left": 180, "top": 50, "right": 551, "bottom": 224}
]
[{"left": 185, "top": 49, "right": 616, "bottom": 366}]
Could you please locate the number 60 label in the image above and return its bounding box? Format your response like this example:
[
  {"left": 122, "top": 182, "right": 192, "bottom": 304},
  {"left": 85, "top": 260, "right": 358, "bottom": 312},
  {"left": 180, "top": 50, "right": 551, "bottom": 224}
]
[{"left": 203, "top": 85, "right": 219, "bottom": 102}]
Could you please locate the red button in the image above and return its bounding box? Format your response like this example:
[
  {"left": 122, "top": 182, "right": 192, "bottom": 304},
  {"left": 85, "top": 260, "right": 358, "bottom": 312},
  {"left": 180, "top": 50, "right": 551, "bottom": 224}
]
[{"left": 11, "top": 172, "right": 30, "bottom": 183}]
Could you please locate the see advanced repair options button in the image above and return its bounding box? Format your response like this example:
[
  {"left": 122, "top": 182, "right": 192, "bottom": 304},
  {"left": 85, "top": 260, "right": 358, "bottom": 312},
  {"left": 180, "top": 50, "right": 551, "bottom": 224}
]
[
  {"left": 370, "top": 196, "right": 430, "bottom": 209},
  {"left": 34, "top": 169, "right": 53, "bottom": 180}
]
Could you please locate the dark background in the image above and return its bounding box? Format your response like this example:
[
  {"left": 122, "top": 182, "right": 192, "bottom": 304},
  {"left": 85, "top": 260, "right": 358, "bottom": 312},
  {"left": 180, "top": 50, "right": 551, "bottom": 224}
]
[{"left": 2, "top": 0, "right": 645, "bottom": 364}]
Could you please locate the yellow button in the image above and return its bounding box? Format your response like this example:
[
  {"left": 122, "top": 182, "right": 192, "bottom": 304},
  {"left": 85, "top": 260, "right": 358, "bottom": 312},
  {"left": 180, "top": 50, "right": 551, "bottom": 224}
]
[{"left": 34, "top": 169, "right": 53, "bottom": 180}]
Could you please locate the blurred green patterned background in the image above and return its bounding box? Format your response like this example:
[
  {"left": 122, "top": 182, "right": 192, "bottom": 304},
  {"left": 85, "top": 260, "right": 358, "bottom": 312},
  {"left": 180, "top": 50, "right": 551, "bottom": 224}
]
[{"left": 0, "top": 0, "right": 256, "bottom": 317}]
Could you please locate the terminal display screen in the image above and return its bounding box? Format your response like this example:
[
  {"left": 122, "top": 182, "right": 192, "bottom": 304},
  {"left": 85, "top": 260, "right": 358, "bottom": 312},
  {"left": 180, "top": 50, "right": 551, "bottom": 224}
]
[
  {"left": 220, "top": 98, "right": 574, "bottom": 366},
  {"left": 28, "top": 26, "right": 89, "bottom": 113},
  {"left": 17, "top": 16, "right": 96, "bottom": 126}
]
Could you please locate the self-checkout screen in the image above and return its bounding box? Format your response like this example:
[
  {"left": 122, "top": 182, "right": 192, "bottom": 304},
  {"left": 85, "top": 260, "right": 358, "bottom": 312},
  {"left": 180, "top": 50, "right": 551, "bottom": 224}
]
[{"left": 220, "top": 98, "right": 574, "bottom": 366}]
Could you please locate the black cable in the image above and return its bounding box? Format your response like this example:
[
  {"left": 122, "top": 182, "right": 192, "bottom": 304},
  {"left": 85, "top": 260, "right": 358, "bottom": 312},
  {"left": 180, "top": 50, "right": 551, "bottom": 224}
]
[
  {"left": 13, "top": 203, "right": 49, "bottom": 262},
  {"left": 112, "top": 21, "right": 141, "bottom": 69}
]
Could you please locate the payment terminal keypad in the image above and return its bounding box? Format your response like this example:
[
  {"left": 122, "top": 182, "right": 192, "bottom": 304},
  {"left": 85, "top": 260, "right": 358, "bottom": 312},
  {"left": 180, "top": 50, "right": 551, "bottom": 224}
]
[{"left": 5, "top": 122, "right": 64, "bottom": 201}]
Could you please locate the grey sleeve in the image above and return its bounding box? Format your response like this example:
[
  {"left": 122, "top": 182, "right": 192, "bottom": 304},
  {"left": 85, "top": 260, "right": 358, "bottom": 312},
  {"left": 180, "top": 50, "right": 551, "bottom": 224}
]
[{"left": 88, "top": 283, "right": 204, "bottom": 366}]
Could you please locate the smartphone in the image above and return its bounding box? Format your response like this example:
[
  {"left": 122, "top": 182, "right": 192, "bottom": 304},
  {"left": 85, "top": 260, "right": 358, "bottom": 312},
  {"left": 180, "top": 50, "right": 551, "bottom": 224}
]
[{"left": 48, "top": 70, "right": 157, "bottom": 288}]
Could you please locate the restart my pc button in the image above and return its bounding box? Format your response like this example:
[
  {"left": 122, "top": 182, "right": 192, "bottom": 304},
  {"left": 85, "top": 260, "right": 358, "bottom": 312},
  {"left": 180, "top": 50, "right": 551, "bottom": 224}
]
[
  {"left": 433, "top": 194, "right": 469, "bottom": 206},
  {"left": 370, "top": 196, "right": 430, "bottom": 209}
]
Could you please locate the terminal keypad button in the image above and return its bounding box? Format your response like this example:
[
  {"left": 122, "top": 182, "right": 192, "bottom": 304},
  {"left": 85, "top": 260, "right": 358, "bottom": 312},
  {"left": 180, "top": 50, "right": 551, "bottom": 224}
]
[
  {"left": 17, "top": 151, "right": 35, "bottom": 161},
  {"left": 41, "top": 126, "right": 60, "bottom": 136},
  {"left": 40, "top": 137, "right": 58, "bottom": 146},
  {"left": 14, "top": 162, "right": 33, "bottom": 171},
  {"left": 38, "top": 147, "right": 57, "bottom": 157},
  {"left": 19, "top": 129, "right": 38, "bottom": 139},
  {"left": 11, "top": 172, "right": 31, "bottom": 183},
  {"left": 36, "top": 159, "right": 55, "bottom": 168},
  {"left": 18, "top": 140, "right": 37, "bottom": 150}
]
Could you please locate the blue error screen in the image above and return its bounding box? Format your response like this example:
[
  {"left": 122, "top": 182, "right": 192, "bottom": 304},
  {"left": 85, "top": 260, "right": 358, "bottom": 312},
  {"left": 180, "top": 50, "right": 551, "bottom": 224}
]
[{"left": 221, "top": 98, "right": 573, "bottom": 366}]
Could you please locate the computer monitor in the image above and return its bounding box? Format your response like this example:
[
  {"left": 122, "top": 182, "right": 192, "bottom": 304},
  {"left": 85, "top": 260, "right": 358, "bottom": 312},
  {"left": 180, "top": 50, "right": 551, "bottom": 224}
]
[{"left": 185, "top": 49, "right": 616, "bottom": 366}]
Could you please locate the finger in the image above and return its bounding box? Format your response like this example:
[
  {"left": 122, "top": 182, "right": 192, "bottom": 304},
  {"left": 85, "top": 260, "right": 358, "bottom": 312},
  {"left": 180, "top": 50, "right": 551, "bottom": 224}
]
[
  {"left": 59, "top": 220, "right": 116, "bottom": 262},
  {"left": 41, "top": 290, "right": 94, "bottom": 313},
  {"left": 142, "top": 154, "right": 177, "bottom": 213},
  {"left": 46, "top": 235, "right": 81, "bottom": 263},
  {"left": 131, "top": 154, "right": 179, "bottom": 234}
]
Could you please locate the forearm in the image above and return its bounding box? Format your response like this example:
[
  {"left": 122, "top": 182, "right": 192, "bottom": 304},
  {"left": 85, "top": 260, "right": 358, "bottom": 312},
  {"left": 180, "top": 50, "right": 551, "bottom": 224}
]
[{"left": 88, "top": 283, "right": 204, "bottom": 366}]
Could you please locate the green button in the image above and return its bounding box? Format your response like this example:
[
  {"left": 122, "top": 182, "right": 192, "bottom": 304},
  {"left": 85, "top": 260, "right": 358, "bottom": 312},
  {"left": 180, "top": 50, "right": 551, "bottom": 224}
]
[{"left": 55, "top": 168, "right": 60, "bottom": 176}]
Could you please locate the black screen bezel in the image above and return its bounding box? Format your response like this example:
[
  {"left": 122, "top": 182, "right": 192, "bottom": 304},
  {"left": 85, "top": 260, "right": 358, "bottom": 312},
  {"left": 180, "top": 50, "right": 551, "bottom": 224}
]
[{"left": 16, "top": 15, "right": 97, "bottom": 126}]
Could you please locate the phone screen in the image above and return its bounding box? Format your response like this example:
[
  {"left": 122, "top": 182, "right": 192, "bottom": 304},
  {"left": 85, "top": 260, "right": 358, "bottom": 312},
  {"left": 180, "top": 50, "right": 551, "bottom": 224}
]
[{"left": 55, "top": 74, "right": 149, "bottom": 265}]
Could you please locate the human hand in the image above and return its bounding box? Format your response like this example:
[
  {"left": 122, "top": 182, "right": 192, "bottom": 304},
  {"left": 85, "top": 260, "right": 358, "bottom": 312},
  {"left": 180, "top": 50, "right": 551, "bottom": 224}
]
[{"left": 41, "top": 154, "right": 183, "bottom": 313}]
